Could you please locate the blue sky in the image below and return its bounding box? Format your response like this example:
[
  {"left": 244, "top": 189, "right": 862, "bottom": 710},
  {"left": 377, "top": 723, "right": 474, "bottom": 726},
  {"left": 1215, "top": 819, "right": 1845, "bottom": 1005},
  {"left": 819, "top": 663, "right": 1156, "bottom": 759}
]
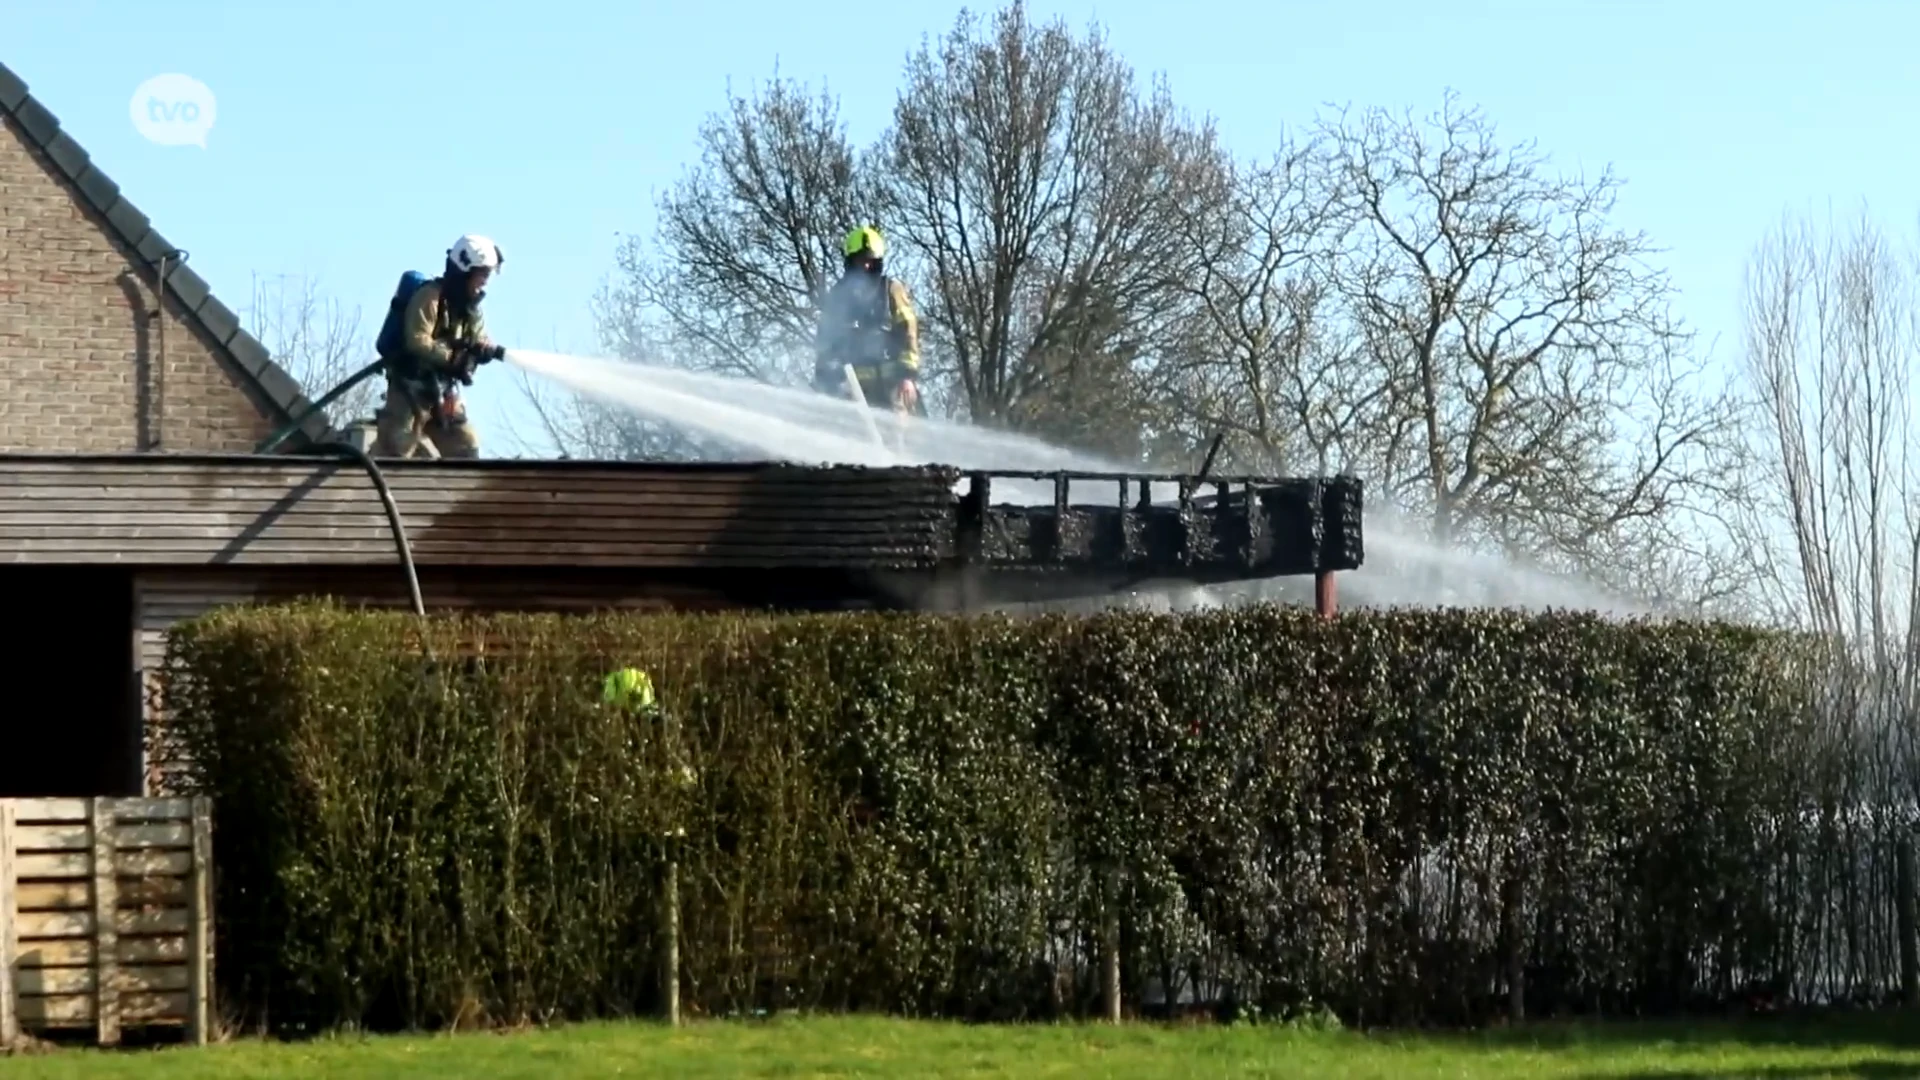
[{"left": 7, "top": 0, "right": 1919, "bottom": 455}]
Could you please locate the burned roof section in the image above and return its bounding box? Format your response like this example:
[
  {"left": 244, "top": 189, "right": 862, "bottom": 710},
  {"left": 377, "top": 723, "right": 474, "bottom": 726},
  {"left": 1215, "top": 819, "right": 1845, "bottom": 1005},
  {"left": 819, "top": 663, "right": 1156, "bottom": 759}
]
[
  {"left": 0, "top": 453, "right": 1363, "bottom": 609},
  {"left": 956, "top": 470, "right": 1365, "bottom": 581}
]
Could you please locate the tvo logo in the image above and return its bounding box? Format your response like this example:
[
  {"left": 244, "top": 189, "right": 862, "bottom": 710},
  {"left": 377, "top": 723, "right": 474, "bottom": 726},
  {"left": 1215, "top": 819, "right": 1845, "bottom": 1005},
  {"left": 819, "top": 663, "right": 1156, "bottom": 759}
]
[{"left": 130, "top": 74, "right": 216, "bottom": 148}]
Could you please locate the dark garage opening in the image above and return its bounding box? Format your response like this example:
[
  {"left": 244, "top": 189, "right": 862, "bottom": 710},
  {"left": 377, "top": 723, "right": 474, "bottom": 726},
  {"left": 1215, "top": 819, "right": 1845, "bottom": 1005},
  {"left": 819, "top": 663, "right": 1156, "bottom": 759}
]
[{"left": 0, "top": 566, "right": 139, "bottom": 797}]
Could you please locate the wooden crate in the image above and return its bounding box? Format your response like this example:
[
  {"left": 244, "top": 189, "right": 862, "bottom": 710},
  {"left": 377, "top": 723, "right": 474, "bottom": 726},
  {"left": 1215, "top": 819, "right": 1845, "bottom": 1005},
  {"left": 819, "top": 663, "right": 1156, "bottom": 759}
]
[{"left": 0, "top": 797, "right": 211, "bottom": 1046}]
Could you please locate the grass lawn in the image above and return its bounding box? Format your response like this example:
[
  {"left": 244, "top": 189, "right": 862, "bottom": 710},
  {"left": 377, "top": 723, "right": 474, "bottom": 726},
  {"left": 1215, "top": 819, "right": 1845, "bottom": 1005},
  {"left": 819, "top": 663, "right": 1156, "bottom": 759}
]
[{"left": 6, "top": 1012, "right": 1919, "bottom": 1079}]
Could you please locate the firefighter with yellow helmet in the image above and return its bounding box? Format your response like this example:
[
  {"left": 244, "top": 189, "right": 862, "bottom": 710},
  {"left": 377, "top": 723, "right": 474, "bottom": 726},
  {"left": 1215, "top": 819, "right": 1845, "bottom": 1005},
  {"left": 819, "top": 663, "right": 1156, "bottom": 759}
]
[
  {"left": 602, "top": 666, "right": 657, "bottom": 713},
  {"left": 813, "top": 224, "right": 924, "bottom": 419}
]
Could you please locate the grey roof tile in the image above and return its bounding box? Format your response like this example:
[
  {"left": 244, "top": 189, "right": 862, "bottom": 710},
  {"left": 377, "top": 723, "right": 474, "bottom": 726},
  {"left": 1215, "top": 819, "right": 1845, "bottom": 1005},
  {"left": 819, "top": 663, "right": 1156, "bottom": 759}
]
[
  {"left": 102, "top": 196, "right": 150, "bottom": 243},
  {"left": 252, "top": 362, "right": 307, "bottom": 413},
  {"left": 43, "top": 129, "right": 86, "bottom": 179},
  {"left": 135, "top": 228, "right": 175, "bottom": 264},
  {"left": 0, "top": 66, "right": 24, "bottom": 112},
  {"left": 166, "top": 263, "right": 211, "bottom": 312},
  {"left": 0, "top": 59, "right": 333, "bottom": 452},
  {"left": 12, "top": 96, "right": 56, "bottom": 146},
  {"left": 226, "top": 333, "right": 272, "bottom": 377},
  {"left": 196, "top": 295, "right": 241, "bottom": 347},
  {"left": 73, "top": 164, "right": 119, "bottom": 214}
]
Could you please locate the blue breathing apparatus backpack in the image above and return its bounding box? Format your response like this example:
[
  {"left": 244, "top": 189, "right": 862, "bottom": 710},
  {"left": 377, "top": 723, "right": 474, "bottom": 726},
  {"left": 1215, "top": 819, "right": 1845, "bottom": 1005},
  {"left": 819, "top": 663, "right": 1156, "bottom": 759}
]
[{"left": 374, "top": 270, "right": 433, "bottom": 369}]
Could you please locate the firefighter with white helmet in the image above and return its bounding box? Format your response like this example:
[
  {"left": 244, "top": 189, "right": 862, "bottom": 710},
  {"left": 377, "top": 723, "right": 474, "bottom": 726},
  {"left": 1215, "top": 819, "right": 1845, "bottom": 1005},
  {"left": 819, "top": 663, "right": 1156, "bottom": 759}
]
[{"left": 373, "top": 233, "right": 506, "bottom": 459}]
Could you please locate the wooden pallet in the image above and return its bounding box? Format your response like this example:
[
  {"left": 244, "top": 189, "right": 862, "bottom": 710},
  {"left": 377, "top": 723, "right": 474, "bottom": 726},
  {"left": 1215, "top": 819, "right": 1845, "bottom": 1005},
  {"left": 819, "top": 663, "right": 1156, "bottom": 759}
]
[{"left": 0, "top": 797, "right": 211, "bottom": 1046}]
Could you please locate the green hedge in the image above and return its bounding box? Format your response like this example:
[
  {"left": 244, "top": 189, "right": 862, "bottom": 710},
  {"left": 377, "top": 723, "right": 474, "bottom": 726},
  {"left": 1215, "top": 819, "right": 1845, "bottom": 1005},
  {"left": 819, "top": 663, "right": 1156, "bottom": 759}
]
[{"left": 158, "top": 602, "right": 1839, "bottom": 1033}]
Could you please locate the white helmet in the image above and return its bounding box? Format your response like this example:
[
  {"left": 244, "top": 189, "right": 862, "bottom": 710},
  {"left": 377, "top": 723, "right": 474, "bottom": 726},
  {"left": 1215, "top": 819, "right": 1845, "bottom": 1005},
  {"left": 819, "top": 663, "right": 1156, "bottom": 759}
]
[{"left": 448, "top": 233, "right": 502, "bottom": 273}]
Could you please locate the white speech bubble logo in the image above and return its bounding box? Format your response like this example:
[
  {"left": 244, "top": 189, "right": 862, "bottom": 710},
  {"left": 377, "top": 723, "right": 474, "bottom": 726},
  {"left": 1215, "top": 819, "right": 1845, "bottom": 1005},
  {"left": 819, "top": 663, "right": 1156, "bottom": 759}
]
[{"left": 130, "top": 74, "right": 216, "bottom": 148}]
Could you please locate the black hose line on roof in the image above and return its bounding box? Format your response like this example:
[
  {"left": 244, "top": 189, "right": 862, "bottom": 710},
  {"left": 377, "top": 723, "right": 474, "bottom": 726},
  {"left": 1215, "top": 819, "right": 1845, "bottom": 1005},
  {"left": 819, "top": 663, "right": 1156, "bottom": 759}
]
[{"left": 305, "top": 440, "right": 426, "bottom": 619}]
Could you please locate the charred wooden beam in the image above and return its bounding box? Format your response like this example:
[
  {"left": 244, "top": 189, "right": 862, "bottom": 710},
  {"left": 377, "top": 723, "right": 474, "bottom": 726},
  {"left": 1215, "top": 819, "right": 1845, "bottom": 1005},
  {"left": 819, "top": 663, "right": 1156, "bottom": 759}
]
[{"left": 974, "top": 474, "right": 1364, "bottom": 578}]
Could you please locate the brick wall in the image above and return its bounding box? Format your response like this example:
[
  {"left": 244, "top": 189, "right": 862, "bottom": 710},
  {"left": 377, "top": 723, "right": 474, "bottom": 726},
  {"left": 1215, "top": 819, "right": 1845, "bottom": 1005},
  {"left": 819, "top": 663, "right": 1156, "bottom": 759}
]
[{"left": 0, "top": 114, "right": 276, "bottom": 452}]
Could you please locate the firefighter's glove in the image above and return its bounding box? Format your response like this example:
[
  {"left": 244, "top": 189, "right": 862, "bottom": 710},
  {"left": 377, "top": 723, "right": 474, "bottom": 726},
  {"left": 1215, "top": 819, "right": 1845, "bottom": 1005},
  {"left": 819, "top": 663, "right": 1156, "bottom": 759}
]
[{"left": 449, "top": 342, "right": 501, "bottom": 383}]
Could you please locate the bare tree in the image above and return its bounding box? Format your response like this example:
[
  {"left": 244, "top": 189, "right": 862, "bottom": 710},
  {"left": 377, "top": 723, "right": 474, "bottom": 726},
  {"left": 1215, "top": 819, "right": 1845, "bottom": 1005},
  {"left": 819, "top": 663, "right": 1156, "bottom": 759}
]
[
  {"left": 1309, "top": 92, "right": 1743, "bottom": 570},
  {"left": 1730, "top": 204, "right": 1920, "bottom": 999},
  {"left": 873, "top": 1, "right": 1234, "bottom": 456},
  {"left": 1158, "top": 137, "right": 1365, "bottom": 475},
  {"left": 576, "top": 13, "right": 1750, "bottom": 585},
  {"left": 244, "top": 272, "right": 377, "bottom": 430},
  {"left": 597, "top": 71, "right": 871, "bottom": 386},
  {"left": 1735, "top": 207, "right": 1920, "bottom": 646},
  {"left": 538, "top": 71, "right": 874, "bottom": 461},
  {"left": 578, "top": 3, "right": 1237, "bottom": 462}
]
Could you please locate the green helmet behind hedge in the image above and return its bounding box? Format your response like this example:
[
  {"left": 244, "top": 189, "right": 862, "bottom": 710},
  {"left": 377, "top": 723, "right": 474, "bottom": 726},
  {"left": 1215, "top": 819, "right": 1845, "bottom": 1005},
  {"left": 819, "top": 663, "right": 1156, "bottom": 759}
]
[{"left": 602, "top": 667, "right": 656, "bottom": 711}]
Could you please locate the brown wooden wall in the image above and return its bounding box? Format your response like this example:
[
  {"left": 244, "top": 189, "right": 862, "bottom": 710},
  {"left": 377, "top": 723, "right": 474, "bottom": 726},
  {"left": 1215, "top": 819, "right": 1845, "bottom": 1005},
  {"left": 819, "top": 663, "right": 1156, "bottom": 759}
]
[{"left": 0, "top": 455, "right": 962, "bottom": 569}]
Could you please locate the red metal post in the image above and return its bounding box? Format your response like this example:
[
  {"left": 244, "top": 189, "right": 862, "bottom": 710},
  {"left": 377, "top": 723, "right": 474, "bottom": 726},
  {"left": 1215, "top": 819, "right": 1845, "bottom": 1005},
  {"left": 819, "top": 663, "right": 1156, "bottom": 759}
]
[{"left": 1314, "top": 571, "right": 1336, "bottom": 617}]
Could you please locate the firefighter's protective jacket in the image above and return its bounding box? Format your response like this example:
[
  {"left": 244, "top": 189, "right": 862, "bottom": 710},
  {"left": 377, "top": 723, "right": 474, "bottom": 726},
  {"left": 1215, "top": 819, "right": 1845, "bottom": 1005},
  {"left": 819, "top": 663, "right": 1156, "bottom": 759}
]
[
  {"left": 399, "top": 279, "right": 488, "bottom": 380},
  {"left": 814, "top": 271, "right": 919, "bottom": 389}
]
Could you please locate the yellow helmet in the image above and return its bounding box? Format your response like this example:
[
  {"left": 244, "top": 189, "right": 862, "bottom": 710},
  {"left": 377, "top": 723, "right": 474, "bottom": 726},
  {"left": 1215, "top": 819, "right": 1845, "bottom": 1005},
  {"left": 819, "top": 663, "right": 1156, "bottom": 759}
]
[
  {"left": 843, "top": 225, "right": 886, "bottom": 260},
  {"left": 601, "top": 667, "right": 656, "bottom": 711}
]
